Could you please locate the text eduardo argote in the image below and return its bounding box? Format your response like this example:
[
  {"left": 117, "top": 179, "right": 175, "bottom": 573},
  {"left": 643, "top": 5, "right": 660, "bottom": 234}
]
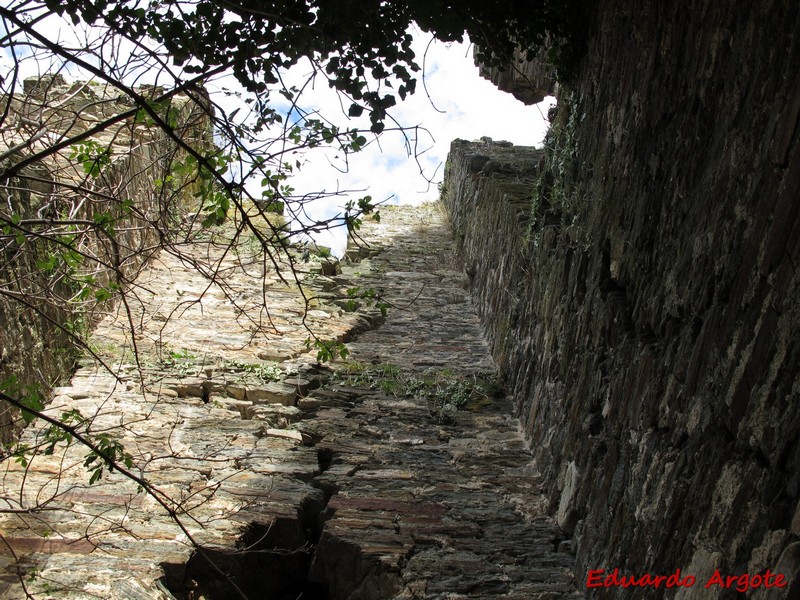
[{"left": 587, "top": 568, "right": 787, "bottom": 592}]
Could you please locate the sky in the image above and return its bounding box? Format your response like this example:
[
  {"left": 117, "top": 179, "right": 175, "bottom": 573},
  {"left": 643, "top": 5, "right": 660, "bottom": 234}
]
[
  {"left": 243, "top": 30, "right": 555, "bottom": 255},
  {"left": 1, "top": 8, "right": 554, "bottom": 255}
]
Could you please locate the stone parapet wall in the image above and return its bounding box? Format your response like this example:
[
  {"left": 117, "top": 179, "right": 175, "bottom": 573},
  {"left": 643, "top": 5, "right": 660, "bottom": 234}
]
[
  {"left": 444, "top": 0, "right": 800, "bottom": 594},
  {"left": 440, "top": 139, "right": 541, "bottom": 370},
  {"left": 475, "top": 47, "right": 556, "bottom": 105},
  {"left": 0, "top": 77, "right": 212, "bottom": 444},
  {"left": 0, "top": 204, "right": 582, "bottom": 599}
]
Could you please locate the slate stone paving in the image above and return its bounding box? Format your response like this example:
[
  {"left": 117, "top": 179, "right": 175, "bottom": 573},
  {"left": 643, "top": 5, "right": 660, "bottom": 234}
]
[{"left": 0, "top": 203, "right": 580, "bottom": 599}]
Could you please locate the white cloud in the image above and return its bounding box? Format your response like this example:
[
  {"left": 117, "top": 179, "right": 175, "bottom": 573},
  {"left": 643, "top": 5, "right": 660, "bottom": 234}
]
[{"left": 274, "top": 31, "right": 555, "bottom": 255}]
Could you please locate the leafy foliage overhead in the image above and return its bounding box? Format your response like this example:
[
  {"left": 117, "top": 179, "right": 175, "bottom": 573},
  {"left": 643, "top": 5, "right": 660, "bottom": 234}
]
[{"left": 47, "top": 0, "right": 579, "bottom": 132}]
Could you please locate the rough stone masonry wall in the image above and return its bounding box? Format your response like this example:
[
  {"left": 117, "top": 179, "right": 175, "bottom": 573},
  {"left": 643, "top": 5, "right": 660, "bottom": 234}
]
[
  {"left": 0, "top": 204, "right": 582, "bottom": 600},
  {"left": 443, "top": 0, "right": 800, "bottom": 596},
  {"left": 0, "top": 77, "right": 211, "bottom": 444}
]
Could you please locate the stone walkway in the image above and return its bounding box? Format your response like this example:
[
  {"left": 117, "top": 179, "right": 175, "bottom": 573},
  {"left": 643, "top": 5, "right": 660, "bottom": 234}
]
[{"left": 0, "top": 203, "right": 580, "bottom": 599}]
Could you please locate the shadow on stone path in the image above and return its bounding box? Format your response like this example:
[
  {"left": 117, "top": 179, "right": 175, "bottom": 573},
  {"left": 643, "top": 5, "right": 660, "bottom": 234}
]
[
  {"left": 303, "top": 204, "right": 581, "bottom": 599},
  {"left": 0, "top": 203, "right": 580, "bottom": 599}
]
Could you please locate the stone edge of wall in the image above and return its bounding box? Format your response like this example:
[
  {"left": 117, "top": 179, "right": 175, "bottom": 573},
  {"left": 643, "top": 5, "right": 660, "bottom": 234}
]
[
  {"left": 442, "top": 113, "right": 800, "bottom": 595},
  {"left": 0, "top": 78, "right": 212, "bottom": 445}
]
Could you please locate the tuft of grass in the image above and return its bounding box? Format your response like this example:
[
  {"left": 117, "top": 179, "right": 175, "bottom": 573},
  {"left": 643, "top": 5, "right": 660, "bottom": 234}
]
[
  {"left": 334, "top": 361, "right": 504, "bottom": 420},
  {"left": 223, "top": 360, "right": 283, "bottom": 382}
]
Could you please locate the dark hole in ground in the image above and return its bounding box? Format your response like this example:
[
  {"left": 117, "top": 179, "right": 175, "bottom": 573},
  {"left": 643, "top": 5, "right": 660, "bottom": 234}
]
[
  {"left": 161, "top": 517, "right": 331, "bottom": 600},
  {"left": 317, "top": 447, "right": 334, "bottom": 473}
]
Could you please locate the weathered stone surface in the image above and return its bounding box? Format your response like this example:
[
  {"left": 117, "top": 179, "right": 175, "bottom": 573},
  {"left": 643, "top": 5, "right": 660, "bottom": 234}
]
[
  {"left": 476, "top": 46, "right": 556, "bottom": 105},
  {"left": 0, "top": 204, "right": 579, "bottom": 599},
  {"left": 0, "top": 79, "right": 212, "bottom": 445},
  {"left": 246, "top": 382, "right": 297, "bottom": 405},
  {"left": 301, "top": 205, "right": 580, "bottom": 600},
  {"left": 450, "top": 1, "right": 800, "bottom": 595}
]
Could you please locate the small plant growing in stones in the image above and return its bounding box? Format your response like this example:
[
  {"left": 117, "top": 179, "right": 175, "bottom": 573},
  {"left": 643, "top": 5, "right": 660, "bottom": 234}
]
[
  {"left": 224, "top": 360, "right": 283, "bottom": 382},
  {"left": 155, "top": 347, "right": 199, "bottom": 376},
  {"left": 305, "top": 338, "right": 349, "bottom": 362},
  {"left": 335, "top": 363, "right": 504, "bottom": 420},
  {"left": 343, "top": 286, "right": 390, "bottom": 317}
]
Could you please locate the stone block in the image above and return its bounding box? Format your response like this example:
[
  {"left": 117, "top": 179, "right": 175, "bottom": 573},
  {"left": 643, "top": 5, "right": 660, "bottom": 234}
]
[
  {"left": 262, "top": 428, "right": 311, "bottom": 445},
  {"left": 556, "top": 461, "right": 579, "bottom": 534},
  {"left": 247, "top": 382, "right": 297, "bottom": 405},
  {"left": 225, "top": 383, "right": 248, "bottom": 400},
  {"left": 766, "top": 542, "right": 800, "bottom": 600}
]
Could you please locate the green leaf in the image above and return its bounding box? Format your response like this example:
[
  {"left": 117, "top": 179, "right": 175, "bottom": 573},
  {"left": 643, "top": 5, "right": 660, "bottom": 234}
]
[
  {"left": 37, "top": 255, "right": 58, "bottom": 271},
  {"left": 95, "top": 288, "right": 113, "bottom": 302},
  {"left": 5, "top": 379, "right": 45, "bottom": 425},
  {"left": 20, "top": 400, "right": 42, "bottom": 424},
  {"left": 0, "top": 375, "right": 18, "bottom": 392},
  {"left": 92, "top": 211, "right": 113, "bottom": 226}
]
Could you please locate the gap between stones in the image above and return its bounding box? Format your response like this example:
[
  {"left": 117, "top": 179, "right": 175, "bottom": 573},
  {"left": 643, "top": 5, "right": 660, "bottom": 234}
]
[
  {"left": 154, "top": 344, "right": 505, "bottom": 599},
  {"left": 11, "top": 205, "right": 579, "bottom": 599},
  {"left": 155, "top": 340, "right": 378, "bottom": 599}
]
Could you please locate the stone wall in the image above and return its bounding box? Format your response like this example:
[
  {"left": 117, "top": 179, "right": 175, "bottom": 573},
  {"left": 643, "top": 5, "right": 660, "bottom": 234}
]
[
  {"left": 475, "top": 46, "right": 555, "bottom": 106},
  {"left": 444, "top": 0, "right": 800, "bottom": 596},
  {"left": 0, "top": 204, "right": 583, "bottom": 599},
  {"left": 0, "top": 77, "right": 211, "bottom": 444}
]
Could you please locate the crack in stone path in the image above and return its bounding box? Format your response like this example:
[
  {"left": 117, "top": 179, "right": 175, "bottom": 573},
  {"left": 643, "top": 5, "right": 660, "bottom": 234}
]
[{"left": 0, "top": 203, "right": 580, "bottom": 599}]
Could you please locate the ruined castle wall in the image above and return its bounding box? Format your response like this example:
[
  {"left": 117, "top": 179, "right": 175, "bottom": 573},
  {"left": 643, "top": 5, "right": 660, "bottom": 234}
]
[
  {"left": 475, "top": 46, "right": 556, "bottom": 106},
  {"left": 444, "top": 0, "right": 800, "bottom": 594},
  {"left": 0, "top": 78, "right": 212, "bottom": 444}
]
